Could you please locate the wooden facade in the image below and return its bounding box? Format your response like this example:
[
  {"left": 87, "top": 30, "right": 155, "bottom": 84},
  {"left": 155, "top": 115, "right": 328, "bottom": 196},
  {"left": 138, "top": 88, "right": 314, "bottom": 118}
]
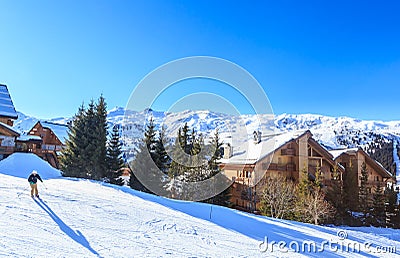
[
  {"left": 220, "top": 131, "right": 344, "bottom": 212},
  {"left": 17, "top": 121, "right": 68, "bottom": 168},
  {"left": 28, "top": 121, "right": 64, "bottom": 151},
  {"left": 331, "top": 148, "right": 395, "bottom": 193},
  {"left": 0, "top": 84, "right": 19, "bottom": 159}
]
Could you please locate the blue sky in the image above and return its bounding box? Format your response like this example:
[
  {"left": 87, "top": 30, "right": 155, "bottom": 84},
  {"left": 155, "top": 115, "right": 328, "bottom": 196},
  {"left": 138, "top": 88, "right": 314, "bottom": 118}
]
[{"left": 0, "top": 0, "right": 399, "bottom": 120}]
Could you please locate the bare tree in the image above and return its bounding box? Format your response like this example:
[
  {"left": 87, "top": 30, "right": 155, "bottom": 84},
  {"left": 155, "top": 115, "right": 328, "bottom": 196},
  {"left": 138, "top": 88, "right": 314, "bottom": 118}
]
[
  {"left": 300, "top": 189, "right": 335, "bottom": 225},
  {"left": 260, "top": 175, "right": 296, "bottom": 219},
  {"left": 295, "top": 165, "right": 334, "bottom": 225}
]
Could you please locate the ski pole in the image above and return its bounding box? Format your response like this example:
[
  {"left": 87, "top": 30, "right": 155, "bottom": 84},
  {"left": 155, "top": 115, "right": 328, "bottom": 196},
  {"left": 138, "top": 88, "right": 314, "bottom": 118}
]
[{"left": 41, "top": 181, "right": 48, "bottom": 190}]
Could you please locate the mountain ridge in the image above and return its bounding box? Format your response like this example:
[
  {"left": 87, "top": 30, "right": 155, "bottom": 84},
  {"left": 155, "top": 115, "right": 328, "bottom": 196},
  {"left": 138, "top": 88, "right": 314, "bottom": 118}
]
[{"left": 12, "top": 107, "right": 400, "bottom": 173}]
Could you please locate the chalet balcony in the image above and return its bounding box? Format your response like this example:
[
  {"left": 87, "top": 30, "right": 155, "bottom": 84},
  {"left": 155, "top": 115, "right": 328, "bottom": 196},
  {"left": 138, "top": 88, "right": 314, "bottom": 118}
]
[
  {"left": 0, "top": 146, "right": 15, "bottom": 155},
  {"left": 268, "top": 163, "right": 296, "bottom": 172},
  {"left": 281, "top": 148, "right": 296, "bottom": 156},
  {"left": 233, "top": 177, "right": 255, "bottom": 186}
]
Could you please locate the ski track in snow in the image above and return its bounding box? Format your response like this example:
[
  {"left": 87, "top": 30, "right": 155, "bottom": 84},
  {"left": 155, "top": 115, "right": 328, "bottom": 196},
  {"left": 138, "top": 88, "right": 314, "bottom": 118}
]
[{"left": 1, "top": 174, "right": 400, "bottom": 257}]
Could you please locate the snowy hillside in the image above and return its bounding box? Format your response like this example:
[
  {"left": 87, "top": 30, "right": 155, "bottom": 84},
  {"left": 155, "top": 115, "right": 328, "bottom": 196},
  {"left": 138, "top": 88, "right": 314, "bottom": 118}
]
[{"left": 1, "top": 154, "right": 399, "bottom": 257}]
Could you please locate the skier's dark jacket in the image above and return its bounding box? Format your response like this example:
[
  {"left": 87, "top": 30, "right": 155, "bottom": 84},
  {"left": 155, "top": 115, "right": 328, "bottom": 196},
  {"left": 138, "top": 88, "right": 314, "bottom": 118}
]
[{"left": 28, "top": 174, "right": 43, "bottom": 184}]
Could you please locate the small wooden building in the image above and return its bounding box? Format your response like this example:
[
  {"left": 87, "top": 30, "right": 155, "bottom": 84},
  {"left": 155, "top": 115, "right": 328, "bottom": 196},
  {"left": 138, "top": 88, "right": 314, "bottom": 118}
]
[
  {"left": 0, "top": 84, "right": 19, "bottom": 160},
  {"left": 19, "top": 121, "right": 69, "bottom": 168}
]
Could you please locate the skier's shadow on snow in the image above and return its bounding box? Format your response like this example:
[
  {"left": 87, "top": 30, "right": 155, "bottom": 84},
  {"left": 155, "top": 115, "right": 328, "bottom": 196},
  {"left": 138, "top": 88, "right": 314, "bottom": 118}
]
[{"left": 34, "top": 199, "right": 101, "bottom": 257}]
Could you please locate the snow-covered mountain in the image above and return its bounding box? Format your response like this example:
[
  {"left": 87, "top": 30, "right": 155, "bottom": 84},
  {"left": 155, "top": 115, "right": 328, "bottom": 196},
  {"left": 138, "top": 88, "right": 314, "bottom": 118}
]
[
  {"left": 1, "top": 153, "right": 399, "bottom": 257},
  {"left": 14, "top": 107, "right": 400, "bottom": 151},
  {"left": 14, "top": 108, "right": 400, "bottom": 184}
]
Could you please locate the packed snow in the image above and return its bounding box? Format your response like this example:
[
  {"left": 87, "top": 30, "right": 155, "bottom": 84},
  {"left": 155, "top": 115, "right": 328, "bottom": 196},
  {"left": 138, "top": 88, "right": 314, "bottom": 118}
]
[
  {"left": 1, "top": 154, "right": 399, "bottom": 257},
  {"left": 0, "top": 153, "right": 61, "bottom": 179}
]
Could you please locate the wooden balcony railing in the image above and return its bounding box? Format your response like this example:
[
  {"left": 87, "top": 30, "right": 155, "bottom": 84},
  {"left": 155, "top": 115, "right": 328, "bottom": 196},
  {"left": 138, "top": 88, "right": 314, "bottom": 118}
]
[
  {"left": 281, "top": 148, "right": 296, "bottom": 156},
  {"left": 0, "top": 146, "right": 15, "bottom": 155},
  {"left": 268, "top": 163, "right": 296, "bottom": 172}
]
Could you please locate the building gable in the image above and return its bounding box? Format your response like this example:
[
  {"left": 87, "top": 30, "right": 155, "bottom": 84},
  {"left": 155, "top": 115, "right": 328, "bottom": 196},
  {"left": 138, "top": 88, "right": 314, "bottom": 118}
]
[
  {"left": 28, "top": 121, "right": 63, "bottom": 146},
  {"left": 0, "top": 84, "right": 18, "bottom": 126}
]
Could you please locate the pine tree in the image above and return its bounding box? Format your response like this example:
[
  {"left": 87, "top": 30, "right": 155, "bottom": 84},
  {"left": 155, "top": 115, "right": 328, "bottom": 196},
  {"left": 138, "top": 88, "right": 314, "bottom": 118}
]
[
  {"left": 60, "top": 104, "right": 87, "bottom": 177},
  {"left": 60, "top": 96, "right": 109, "bottom": 181},
  {"left": 93, "top": 95, "right": 108, "bottom": 180},
  {"left": 385, "top": 184, "right": 399, "bottom": 228},
  {"left": 372, "top": 181, "right": 385, "bottom": 226},
  {"left": 326, "top": 164, "right": 346, "bottom": 225},
  {"left": 169, "top": 127, "right": 187, "bottom": 178},
  {"left": 106, "top": 125, "right": 124, "bottom": 185},
  {"left": 203, "top": 129, "right": 231, "bottom": 207},
  {"left": 359, "top": 161, "right": 371, "bottom": 224},
  {"left": 295, "top": 166, "right": 311, "bottom": 222},
  {"left": 343, "top": 159, "right": 358, "bottom": 218},
  {"left": 82, "top": 100, "right": 97, "bottom": 178},
  {"left": 129, "top": 117, "right": 165, "bottom": 195},
  {"left": 153, "top": 125, "right": 170, "bottom": 174}
]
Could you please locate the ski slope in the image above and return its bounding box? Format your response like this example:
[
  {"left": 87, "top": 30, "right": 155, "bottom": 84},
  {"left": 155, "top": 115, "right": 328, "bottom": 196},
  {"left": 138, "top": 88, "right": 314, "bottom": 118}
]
[{"left": 0, "top": 155, "right": 399, "bottom": 257}]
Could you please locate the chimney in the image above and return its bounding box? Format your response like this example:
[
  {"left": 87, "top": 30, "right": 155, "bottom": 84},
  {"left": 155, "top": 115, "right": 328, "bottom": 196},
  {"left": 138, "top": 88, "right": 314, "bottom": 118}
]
[
  {"left": 253, "top": 131, "right": 262, "bottom": 144},
  {"left": 223, "top": 143, "right": 233, "bottom": 159}
]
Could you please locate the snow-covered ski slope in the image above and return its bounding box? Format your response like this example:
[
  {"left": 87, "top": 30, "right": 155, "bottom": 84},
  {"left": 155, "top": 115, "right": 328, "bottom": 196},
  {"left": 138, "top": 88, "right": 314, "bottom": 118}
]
[{"left": 1, "top": 155, "right": 400, "bottom": 257}]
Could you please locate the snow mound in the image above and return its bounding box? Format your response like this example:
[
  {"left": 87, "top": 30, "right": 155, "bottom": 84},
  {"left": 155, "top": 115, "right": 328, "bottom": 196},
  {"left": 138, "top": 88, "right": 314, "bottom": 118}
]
[{"left": 0, "top": 153, "right": 61, "bottom": 179}]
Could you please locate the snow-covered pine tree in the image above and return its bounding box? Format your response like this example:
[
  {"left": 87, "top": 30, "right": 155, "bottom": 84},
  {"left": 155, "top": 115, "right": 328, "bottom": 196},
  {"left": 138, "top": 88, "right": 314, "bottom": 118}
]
[{"left": 106, "top": 125, "right": 124, "bottom": 185}]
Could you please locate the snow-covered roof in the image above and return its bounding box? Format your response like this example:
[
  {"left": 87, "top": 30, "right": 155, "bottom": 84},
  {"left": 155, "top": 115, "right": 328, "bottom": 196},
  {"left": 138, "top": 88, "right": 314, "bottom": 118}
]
[
  {"left": 0, "top": 85, "right": 18, "bottom": 119},
  {"left": 0, "top": 121, "right": 20, "bottom": 136},
  {"left": 41, "top": 121, "right": 69, "bottom": 144},
  {"left": 17, "top": 135, "right": 42, "bottom": 142},
  {"left": 328, "top": 148, "right": 359, "bottom": 160},
  {"left": 220, "top": 130, "right": 309, "bottom": 165}
]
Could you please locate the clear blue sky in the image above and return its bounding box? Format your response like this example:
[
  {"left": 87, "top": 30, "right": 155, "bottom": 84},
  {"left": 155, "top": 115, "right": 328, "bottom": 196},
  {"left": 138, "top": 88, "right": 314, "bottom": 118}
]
[{"left": 0, "top": 0, "right": 399, "bottom": 120}]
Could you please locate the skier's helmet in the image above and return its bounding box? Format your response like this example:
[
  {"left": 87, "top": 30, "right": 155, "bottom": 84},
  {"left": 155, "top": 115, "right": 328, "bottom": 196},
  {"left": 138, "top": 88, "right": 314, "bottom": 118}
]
[{"left": 32, "top": 170, "right": 37, "bottom": 175}]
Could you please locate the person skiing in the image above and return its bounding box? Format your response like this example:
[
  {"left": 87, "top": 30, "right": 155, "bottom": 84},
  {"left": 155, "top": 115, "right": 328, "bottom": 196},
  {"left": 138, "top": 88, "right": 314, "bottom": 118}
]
[{"left": 28, "top": 170, "right": 43, "bottom": 198}]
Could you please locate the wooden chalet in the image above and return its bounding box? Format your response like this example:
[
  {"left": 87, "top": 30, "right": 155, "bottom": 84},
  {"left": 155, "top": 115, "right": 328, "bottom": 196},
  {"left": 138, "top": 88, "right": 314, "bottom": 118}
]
[
  {"left": 0, "top": 84, "right": 19, "bottom": 159},
  {"left": 219, "top": 130, "right": 344, "bottom": 212},
  {"left": 329, "top": 148, "right": 395, "bottom": 193},
  {"left": 17, "top": 121, "right": 69, "bottom": 168}
]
